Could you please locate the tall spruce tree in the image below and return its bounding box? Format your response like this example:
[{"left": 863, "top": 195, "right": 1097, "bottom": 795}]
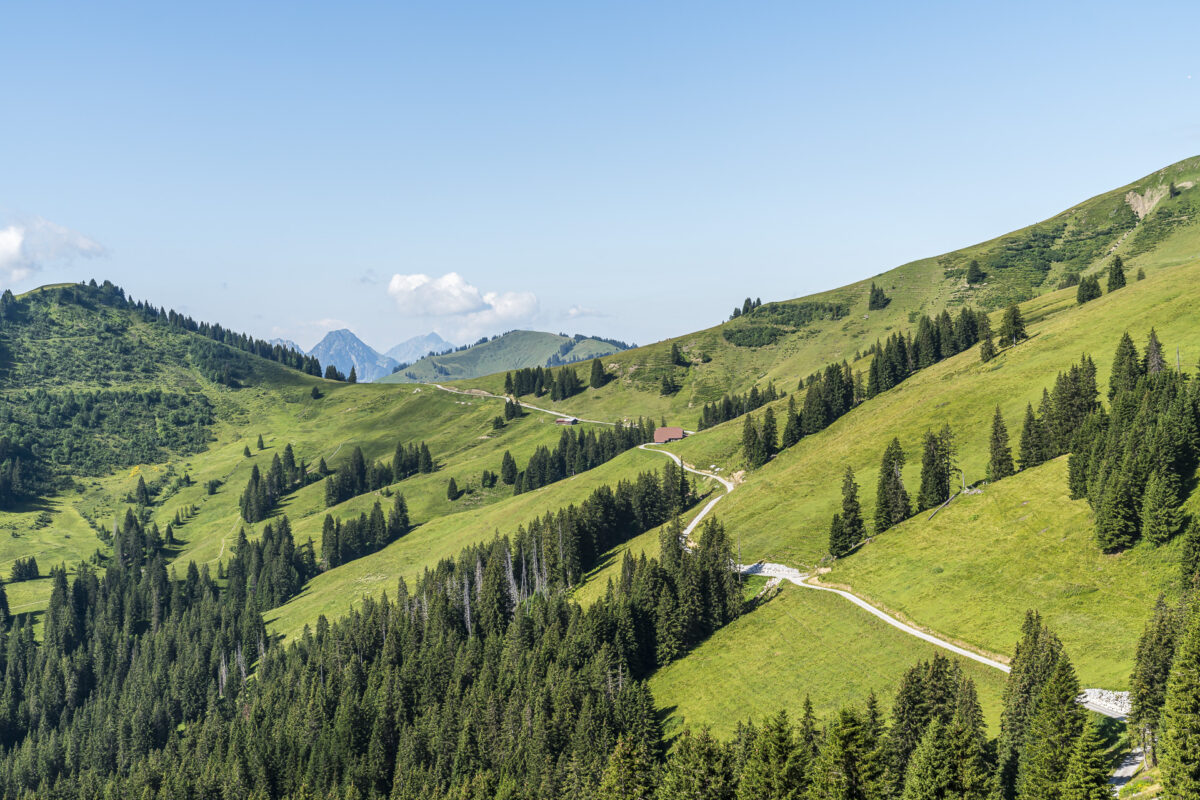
[
  {"left": 1108, "top": 332, "right": 1142, "bottom": 399},
  {"left": 875, "top": 437, "right": 911, "bottom": 534},
  {"left": 980, "top": 332, "right": 997, "bottom": 363},
  {"left": 589, "top": 358, "right": 607, "bottom": 389},
  {"left": 900, "top": 718, "right": 955, "bottom": 800},
  {"left": 997, "top": 304, "right": 1027, "bottom": 347},
  {"left": 1160, "top": 609, "right": 1200, "bottom": 797},
  {"left": 760, "top": 407, "right": 778, "bottom": 459},
  {"left": 1130, "top": 596, "right": 1182, "bottom": 765},
  {"left": 736, "top": 710, "right": 804, "bottom": 800},
  {"left": 781, "top": 396, "right": 802, "bottom": 449},
  {"left": 1144, "top": 328, "right": 1167, "bottom": 375},
  {"left": 1107, "top": 255, "right": 1126, "bottom": 292},
  {"left": 658, "top": 727, "right": 736, "bottom": 800},
  {"left": 841, "top": 466, "right": 866, "bottom": 548},
  {"left": 1060, "top": 719, "right": 1114, "bottom": 800},
  {"left": 995, "top": 611, "right": 1065, "bottom": 800},
  {"left": 988, "top": 406, "right": 1016, "bottom": 482},
  {"left": 1141, "top": 469, "right": 1182, "bottom": 545},
  {"left": 1017, "top": 403, "right": 1044, "bottom": 471},
  {"left": 1015, "top": 655, "right": 1085, "bottom": 800},
  {"left": 917, "top": 426, "right": 954, "bottom": 511},
  {"left": 828, "top": 513, "right": 849, "bottom": 559}
]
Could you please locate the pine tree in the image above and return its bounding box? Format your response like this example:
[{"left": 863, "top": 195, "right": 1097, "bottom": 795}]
[
  {"left": 841, "top": 467, "right": 866, "bottom": 548},
  {"left": 742, "top": 415, "right": 765, "bottom": 468},
  {"left": 997, "top": 303, "right": 1027, "bottom": 347},
  {"left": 500, "top": 451, "right": 517, "bottom": 485},
  {"left": 597, "top": 738, "right": 654, "bottom": 800},
  {"left": 988, "top": 406, "right": 1015, "bottom": 482},
  {"left": 589, "top": 358, "right": 607, "bottom": 389},
  {"left": 874, "top": 437, "right": 911, "bottom": 534},
  {"left": 1075, "top": 275, "right": 1102, "bottom": 304},
  {"left": 1160, "top": 609, "right": 1200, "bottom": 797},
  {"left": 828, "top": 513, "right": 849, "bottom": 558},
  {"left": 807, "top": 708, "right": 865, "bottom": 800},
  {"left": 243, "top": 445, "right": 252, "bottom": 458},
  {"left": 980, "top": 332, "right": 996, "bottom": 363},
  {"left": 917, "top": 427, "right": 954, "bottom": 511},
  {"left": 900, "top": 718, "right": 954, "bottom": 800},
  {"left": 1094, "top": 472, "right": 1138, "bottom": 552},
  {"left": 1015, "top": 655, "right": 1085, "bottom": 800},
  {"left": 1060, "top": 719, "right": 1113, "bottom": 800},
  {"left": 1108, "top": 332, "right": 1142, "bottom": 399},
  {"left": 1130, "top": 597, "right": 1181, "bottom": 765},
  {"left": 446, "top": 477, "right": 458, "bottom": 500},
  {"left": 736, "top": 710, "right": 804, "bottom": 800},
  {"left": 995, "top": 611, "right": 1065, "bottom": 800},
  {"left": 348, "top": 366, "right": 358, "bottom": 384},
  {"left": 1144, "top": 328, "right": 1166, "bottom": 375},
  {"left": 670, "top": 342, "right": 686, "bottom": 367},
  {"left": 966, "top": 260, "right": 984, "bottom": 284},
  {"left": 135, "top": 476, "right": 150, "bottom": 506},
  {"left": 1141, "top": 469, "right": 1181, "bottom": 545},
  {"left": 1183, "top": 520, "right": 1200, "bottom": 589},
  {"left": 948, "top": 677, "right": 990, "bottom": 800},
  {"left": 658, "top": 727, "right": 736, "bottom": 800},
  {"left": 760, "top": 407, "right": 778, "bottom": 459},
  {"left": 1107, "top": 255, "right": 1126, "bottom": 292},
  {"left": 781, "top": 397, "right": 802, "bottom": 449},
  {"left": 1017, "top": 404, "right": 1044, "bottom": 471},
  {"left": 1137, "top": 267, "right": 1146, "bottom": 281},
  {"left": 257, "top": 434, "right": 265, "bottom": 450}
]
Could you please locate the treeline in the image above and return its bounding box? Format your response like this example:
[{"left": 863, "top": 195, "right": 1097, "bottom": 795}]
[
  {"left": 0, "top": 388, "right": 213, "bottom": 509},
  {"left": 320, "top": 492, "right": 410, "bottom": 569},
  {"left": 504, "top": 365, "right": 586, "bottom": 400},
  {"left": 1069, "top": 329, "right": 1198, "bottom": 551},
  {"left": 72, "top": 279, "right": 324, "bottom": 376},
  {"left": 324, "top": 442, "right": 434, "bottom": 508},
  {"left": 698, "top": 383, "right": 780, "bottom": 430},
  {"left": 239, "top": 444, "right": 309, "bottom": 523},
  {"left": 508, "top": 420, "right": 656, "bottom": 494}
]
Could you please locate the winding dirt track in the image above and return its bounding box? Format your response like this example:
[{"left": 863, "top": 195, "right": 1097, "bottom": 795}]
[{"left": 427, "top": 383, "right": 1140, "bottom": 790}]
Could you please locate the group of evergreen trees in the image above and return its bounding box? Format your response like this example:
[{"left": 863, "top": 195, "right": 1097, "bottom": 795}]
[
  {"left": 324, "top": 442, "right": 434, "bottom": 508},
  {"left": 0, "top": 389, "right": 214, "bottom": 509},
  {"left": 868, "top": 307, "right": 988, "bottom": 396},
  {"left": 868, "top": 281, "right": 891, "bottom": 310},
  {"left": 508, "top": 421, "right": 656, "bottom": 494},
  {"left": 1129, "top": 594, "right": 1200, "bottom": 797},
  {"left": 320, "top": 492, "right": 410, "bottom": 569},
  {"left": 239, "top": 444, "right": 308, "bottom": 523},
  {"left": 698, "top": 383, "right": 780, "bottom": 431},
  {"left": 729, "top": 296, "right": 763, "bottom": 319},
  {"left": 1067, "top": 330, "right": 1197, "bottom": 551},
  {"left": 1075, "top": 255, "right": 1129, "bottom": 306},
  {"left": 504, "top": 365, "right": 585, "bottom": 401}
]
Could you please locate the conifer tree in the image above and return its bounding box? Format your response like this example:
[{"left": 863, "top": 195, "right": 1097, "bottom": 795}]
[
  {"left": 1182, "top": 519, "right": 1200, "bottom": 589},
  {"left": 1075, "top": 275, "right": 1101, "bottom": 304},
  {"left": 1137, "top": 267, "right": 1146, "bottom": 281},
  {"left": 1094, "top": 473, "right": 1138, "bottom": 552},
  {"left": 500, "top": 451, "right": 517, "bottom": 485},
  {"left": 808, "top": 708, "right": 866, "bottom": 800},
  {"left": 1160, "top": 609, "right": 1200, "bottom": 797},
  {"left": 1107, "top": 255, "right": 1126, "bottom": 292},
  {"left": 966, "top": 260, "right": 984, "bottom": 284},
  {"left": 988, "top": 406, "right": 1016, "bottom": 482},
  {"left": 257, "top": 434, "right": 265, "bottom": 450},
  {"left": 1017, "top": 404, "right": 1044, "bottom": 471},
  {"left": 875, "top": 437, "right": 911, "bottom": 534},
  {"left": 1015, "top": 655, "right": 1085, "bottom": 800},
  {"left": 736, "top": 710, "right": 804, "bottom": 800},
  {"left": 1108, "top": 332, "right": 1141, "bottom": 400},
  {"left": 244, "top": 445, "right": 252, "bottom": 458},
  {"left": 948, "top": 677, "right": 990, "bottom": 800},
  {"left": 1130, "top": 596, "right": 1181, "bottom": 764},
  {"left": 1144, "top": 328, "right": 1166, "bottom": 375},
  {"left": 658, "top": 727, "right": 736, "bottom": 800},
  {"left": 1141, "top": 469, "right": 1182, "bottom": 545},
  {"left": 446, "top": 477, "right": 459, "bottom": 500},
  {"left": 742, "top": 415, "right": 764, "bottom": 468},
  {"left": 997, "top": 303, "right": 1027, "bottom": 347},
  {"left": 597, "top": 738, "right": 654, "bottom": 800},
  {"left": 980, "top": 332, "right": 996, "bottom": 363},
  {"left": 1060, "top": 719, "right": 1113, "bottom": 800},
  {"left": 841, "top": 467, "right": 866, "bottom": 548},
  {"left": 917, "top": 426, "right": 954, "bottom": 511},
  {"left": 828, "top": 513, "right": 849, "bottom": 558},
  {"left": 995, "top": 611, "right": 1065, "bottom": 800},
  {"left": 348, "top": 366, "right": 358, "bottom": 384},
  {"left": 781, "top": 396, "right": 802, "bottom": 449},
  {"left": 135, "top": 475, "right": 150, "bottom": 506},
  {"left": 589, "top": 358, "right": 607, "bottom": 389},
  {"left": 900, "top": 718, "right": 954, "bottom": 800},
  {"left": 760, "top": 407, "right": 778, "bottom": 459}
]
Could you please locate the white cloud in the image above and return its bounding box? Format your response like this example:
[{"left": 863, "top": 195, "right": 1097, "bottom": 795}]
[
  {"left": 386, "top": 272, "right": 539, "bottom": 340},
  {"left": 0, "top": 216, "right": 106, "bottom": 286},
  {"left": 566, "top": 304, "right": 606, "bottom": 319}
]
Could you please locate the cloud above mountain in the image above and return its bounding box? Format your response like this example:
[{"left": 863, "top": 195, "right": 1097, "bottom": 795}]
[
  {"left": 0, "top": 216, "right": 106, "bottom": 286},
  {"left": 387, "top": 271, "right": 538, "bottom": 339}
]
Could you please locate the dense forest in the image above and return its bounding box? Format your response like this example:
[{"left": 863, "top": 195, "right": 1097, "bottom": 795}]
[{"left": 508, "top": 420, "right": 657, "bottom": 494}]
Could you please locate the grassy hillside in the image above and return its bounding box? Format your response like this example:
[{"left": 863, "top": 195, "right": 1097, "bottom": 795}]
[
  {"left": 380, "top": 329, "right": 629, "bottom": 383},
  {"left": 648, "top": 584, "right": 1008, "bottom": 737},
  {"left": 447, "top": 157, "right": 1200, "bottom": 431}
]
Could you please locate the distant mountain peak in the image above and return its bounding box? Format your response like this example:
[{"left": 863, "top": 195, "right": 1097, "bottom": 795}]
[{"left": 309, "top": 329, "right": 397, "bottom": 382}]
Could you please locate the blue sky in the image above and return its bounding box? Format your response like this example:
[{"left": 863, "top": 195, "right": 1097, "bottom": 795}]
[{"left": 3, "top": 1, "right": 1199, "bottom": 351}]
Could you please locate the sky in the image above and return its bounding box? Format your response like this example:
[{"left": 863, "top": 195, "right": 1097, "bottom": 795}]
[{"left": 3, "top": 1, "right": 1200, "bottom": 352}]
